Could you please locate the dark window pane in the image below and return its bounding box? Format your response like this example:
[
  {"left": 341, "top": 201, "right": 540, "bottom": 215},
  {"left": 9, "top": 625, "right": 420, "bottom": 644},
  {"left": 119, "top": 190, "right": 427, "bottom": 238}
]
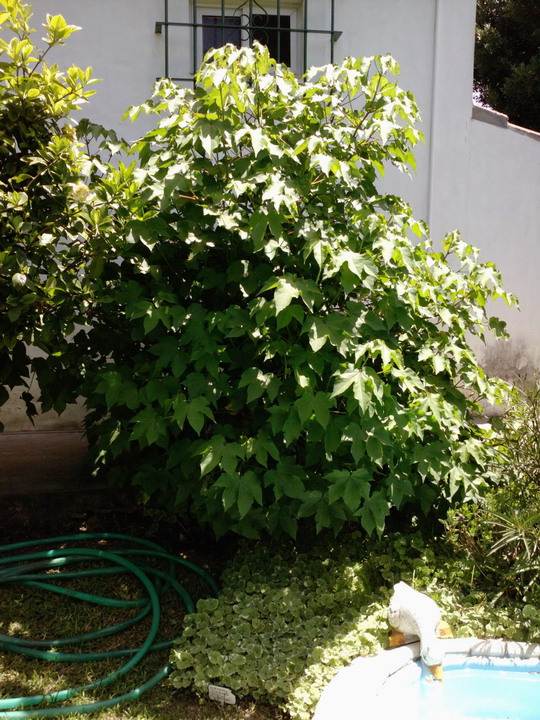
[
  {"left": 253, "top": 14, "right": 291, "bottom": 65},
  {"left": 202, "top": 15, "right": 241, "bottom": 53}
]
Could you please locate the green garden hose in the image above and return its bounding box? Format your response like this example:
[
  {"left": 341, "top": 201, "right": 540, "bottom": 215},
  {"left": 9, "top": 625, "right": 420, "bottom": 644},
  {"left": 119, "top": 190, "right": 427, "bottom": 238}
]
[{"left": 0, "top": 532, "right": 219, "bottom": 717}]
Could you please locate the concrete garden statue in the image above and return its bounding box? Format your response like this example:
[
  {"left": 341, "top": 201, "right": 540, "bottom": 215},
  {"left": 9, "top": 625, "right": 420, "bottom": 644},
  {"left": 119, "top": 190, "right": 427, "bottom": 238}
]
[{"left": 388, "top": 581, "right": 453, "bottom": 681}]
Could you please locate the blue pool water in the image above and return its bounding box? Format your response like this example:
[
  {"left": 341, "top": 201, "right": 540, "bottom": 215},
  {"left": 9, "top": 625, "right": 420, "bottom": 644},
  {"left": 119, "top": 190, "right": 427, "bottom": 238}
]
[{"left": 377, "top": 657, "right": 540, "bottom": 720}]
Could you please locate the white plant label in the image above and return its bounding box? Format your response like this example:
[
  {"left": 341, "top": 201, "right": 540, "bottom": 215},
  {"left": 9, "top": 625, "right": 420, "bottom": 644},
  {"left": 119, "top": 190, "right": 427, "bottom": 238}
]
[{"left": 208, "top": 684, "right": 236, "bottom": 705}]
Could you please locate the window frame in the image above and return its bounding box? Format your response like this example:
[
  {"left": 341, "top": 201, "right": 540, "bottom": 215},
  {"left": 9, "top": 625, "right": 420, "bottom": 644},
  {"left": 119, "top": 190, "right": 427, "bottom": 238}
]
[
  {"left": 155, "top": 0, "right": 342, "bottom": 84},
  {"left": 197, "top": 2, "right": 301, "bottom": 72}
]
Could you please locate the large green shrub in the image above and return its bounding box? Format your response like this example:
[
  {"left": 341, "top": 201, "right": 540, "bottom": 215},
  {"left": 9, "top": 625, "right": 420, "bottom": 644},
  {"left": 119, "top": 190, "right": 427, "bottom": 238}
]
[
  {"left": 170, "top": 532, "right": 534, "bottom": 720},
  {"left": 0, "top": 0, "right": 98, "bottom": 423},
  {"left": 82, "top": 43, "right": 515, "bottom": 538}
]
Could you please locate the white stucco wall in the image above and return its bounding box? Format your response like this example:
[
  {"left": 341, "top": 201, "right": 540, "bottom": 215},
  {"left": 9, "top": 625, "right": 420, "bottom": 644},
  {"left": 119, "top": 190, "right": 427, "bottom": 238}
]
[
  {"left": 29, "top": 0, "right": 444, "bottom": 167},
  {"left": 466, "top": 112, "right": 540, "bottom": 370},
  {"left": 28, "top": 0, "right": 477, "bottom": 235},
  {"left": 333, "top": 0, "right": 438, "bottom": 219},
  {"left": 29, "top": 0, "right": 164, "bottom": 136},
  {"left": 29, "top": 0, "right": 481, "bottom": 212}
]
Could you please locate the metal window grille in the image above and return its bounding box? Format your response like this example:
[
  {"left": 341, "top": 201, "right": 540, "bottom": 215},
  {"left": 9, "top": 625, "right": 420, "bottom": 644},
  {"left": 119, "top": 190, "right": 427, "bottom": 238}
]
[{"left": 155, "top": 0, "right": 342, "bottom": 83}]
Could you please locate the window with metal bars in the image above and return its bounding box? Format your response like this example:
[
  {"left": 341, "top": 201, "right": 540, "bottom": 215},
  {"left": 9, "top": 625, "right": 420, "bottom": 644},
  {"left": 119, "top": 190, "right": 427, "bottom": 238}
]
[
  {"left": 202, "top": 13, "right": 292, "bottom": 65},
  {"left": 155, "top": 0, "right": 341, "bottom": 84}
]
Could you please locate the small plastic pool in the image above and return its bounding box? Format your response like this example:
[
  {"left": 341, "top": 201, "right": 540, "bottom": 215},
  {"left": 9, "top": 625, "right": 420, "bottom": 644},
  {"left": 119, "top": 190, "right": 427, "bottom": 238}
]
[
  {"left": 313, "top": 639, "right": 540, "bottom": 720},
  {"left": 378, "top": 655, "right": 540, "bottom": 720}
]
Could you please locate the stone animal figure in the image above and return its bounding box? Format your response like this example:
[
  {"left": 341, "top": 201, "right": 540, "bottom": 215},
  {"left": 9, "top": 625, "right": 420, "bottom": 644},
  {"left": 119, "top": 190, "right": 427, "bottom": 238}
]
[{"left": 387, "top": 581, "right": 453, "bottom": 681}]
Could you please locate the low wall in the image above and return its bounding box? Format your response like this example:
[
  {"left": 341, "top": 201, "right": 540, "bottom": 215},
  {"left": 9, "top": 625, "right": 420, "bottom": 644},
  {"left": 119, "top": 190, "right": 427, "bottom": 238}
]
[{"left": 0, "top": 430, "right": 89, "bottom": 495}]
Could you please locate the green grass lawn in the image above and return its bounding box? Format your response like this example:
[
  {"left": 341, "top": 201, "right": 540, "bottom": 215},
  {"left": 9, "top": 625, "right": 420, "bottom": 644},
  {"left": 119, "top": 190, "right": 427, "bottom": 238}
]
[{"left": 0, "top": 499, "right": 281, "bottom": 720}]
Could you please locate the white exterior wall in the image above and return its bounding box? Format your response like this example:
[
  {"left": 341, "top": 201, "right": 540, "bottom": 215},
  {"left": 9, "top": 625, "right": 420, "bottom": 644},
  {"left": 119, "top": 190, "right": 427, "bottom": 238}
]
[
  {"left": 30, "top": 0, "right": 164, "bottom": 135},
  {"left": 466, "top": 113, "right": 540, "bottom": 370},
  {"left": 3, "top": 0, "right": 540, "bottom": 430},
  {"left": 28, "top": 0, "right": 473, "bottom": 237},
  {"left": 28, "top": 0, "right": 454, "bottom": 219}
]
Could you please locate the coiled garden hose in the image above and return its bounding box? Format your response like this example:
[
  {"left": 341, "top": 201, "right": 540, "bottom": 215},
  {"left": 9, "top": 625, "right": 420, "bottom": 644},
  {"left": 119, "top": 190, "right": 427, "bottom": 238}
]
[{"left": 0, "top": 532, "right": 219, "bottom": 717}]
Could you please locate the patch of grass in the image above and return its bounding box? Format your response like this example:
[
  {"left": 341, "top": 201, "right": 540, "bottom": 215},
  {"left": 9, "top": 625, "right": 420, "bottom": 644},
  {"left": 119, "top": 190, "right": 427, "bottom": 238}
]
[{"left": 0, "top": 521, "right": 281, "bottom": 720}]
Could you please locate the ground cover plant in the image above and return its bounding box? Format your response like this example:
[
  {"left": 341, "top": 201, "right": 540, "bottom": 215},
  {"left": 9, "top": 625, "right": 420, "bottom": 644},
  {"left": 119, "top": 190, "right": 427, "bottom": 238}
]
[
  {"left": 79, "top": 41, "right": 516, "bottom": 540},
  {"left": 171, "top": 529, "right": 538, "bottom": 720}
]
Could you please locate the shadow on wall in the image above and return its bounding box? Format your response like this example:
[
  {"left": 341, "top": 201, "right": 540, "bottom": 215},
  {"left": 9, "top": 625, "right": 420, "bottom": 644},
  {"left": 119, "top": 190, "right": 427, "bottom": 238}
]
[
  {"left": 481, "top": 339, "right": 538, "bottom": 386},
  {"left": 468, "top": 338, "right": 539, "bottom": 421},
  {"left": 1, "top": 387, "right": 85, "bottom": 432}
]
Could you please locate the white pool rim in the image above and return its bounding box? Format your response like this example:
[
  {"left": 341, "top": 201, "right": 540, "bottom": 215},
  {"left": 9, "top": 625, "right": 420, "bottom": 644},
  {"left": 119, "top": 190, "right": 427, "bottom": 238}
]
[{"left": 312, "top": 638, "right": 540, "bottom": 720}]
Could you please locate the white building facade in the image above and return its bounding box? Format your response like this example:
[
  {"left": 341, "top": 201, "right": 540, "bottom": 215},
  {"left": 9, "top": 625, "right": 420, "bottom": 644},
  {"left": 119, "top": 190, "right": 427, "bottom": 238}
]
[{"left": 3, "top": 0, "right": 540, "bottom": 430}]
